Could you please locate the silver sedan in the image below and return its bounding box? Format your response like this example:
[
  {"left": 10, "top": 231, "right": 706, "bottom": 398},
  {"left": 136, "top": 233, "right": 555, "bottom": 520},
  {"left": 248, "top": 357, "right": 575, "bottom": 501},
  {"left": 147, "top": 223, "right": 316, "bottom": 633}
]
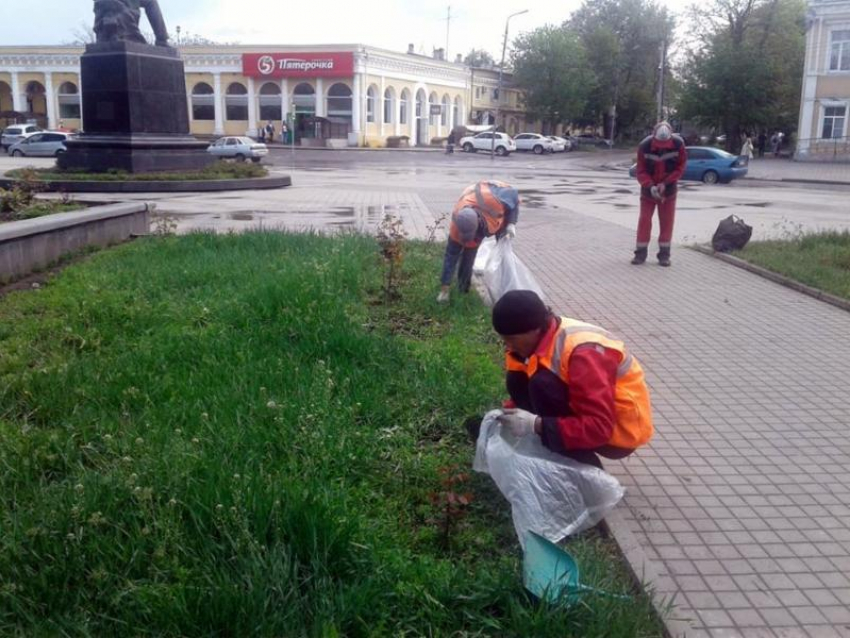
[{"left": 207, "top": 136, "right": 269, "bottom": 163}]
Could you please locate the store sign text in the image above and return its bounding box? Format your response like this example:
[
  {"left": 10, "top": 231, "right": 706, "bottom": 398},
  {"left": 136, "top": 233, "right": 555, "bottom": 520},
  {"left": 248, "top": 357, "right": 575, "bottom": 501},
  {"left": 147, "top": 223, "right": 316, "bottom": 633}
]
[{"left": 242, "top": 53, "right": 355, "bottom": 78}]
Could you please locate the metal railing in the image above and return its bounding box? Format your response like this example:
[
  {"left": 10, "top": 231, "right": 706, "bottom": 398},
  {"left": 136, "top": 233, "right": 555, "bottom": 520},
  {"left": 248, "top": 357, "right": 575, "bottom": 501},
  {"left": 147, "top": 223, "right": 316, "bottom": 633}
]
[{"left": 794, "top": 135, "right": 850, "bottom": 161}]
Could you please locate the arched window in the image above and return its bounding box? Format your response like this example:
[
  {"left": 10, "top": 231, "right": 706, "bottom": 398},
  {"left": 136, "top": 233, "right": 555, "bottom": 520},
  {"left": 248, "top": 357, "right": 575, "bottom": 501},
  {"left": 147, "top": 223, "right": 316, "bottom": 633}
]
[
  {"left": 399, "top": 89, "right": 410, "bottom": 125},
  {"left": 415, "top": 89, "right": 427, "bottom": 118},
  {"left": 293, "top": 82, "right": 315, "bottom": 115},
  {"left": 429, "top": 92, "right": 439, "bottom": 125},
  {"left": 441, "top": 94, "right": 450, "bottom": 127},
  {"left": 453, "top": 97, "right": 461, "bottom": 129},
  {"left": 383, "top": 88, "right": 395, "bottom": 125},
  {"left": 366, "top": 85, "right": 377, "bottom": 123},
  {"left": 0, "top": 81, "right": 12, "bottom": 114},
  {"left": 191, "top": 82, "right": 215, "bottom": 121},
  {"left": 57, "top": 82, "right": 81, "bottom": 120},
  {"left": 25, "top": 81, "right": 46, "bottom": 115},
  {"left": 327, "top": 83, "right": 352, "bottom": 124},
  {"left": 259, "top": 82, "right": 282, "bottom": 121},
  {"left": 225, "top": 82, "right": 248, "bottom": 121}
]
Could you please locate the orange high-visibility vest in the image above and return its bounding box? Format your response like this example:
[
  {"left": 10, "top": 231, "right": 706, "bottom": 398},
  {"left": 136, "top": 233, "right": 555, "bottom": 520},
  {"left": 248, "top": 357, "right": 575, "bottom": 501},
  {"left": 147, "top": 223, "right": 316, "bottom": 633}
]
[
  {"left": 449, "top": 181, "right": 510, "bottom": 247},
  {"left": 505, "top": 317, "right": 654, "bottom": 449}
]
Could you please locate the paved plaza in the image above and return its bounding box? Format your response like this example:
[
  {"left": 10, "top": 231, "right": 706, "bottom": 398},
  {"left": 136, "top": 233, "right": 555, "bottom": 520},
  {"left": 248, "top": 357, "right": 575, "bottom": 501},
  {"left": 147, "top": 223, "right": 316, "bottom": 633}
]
[{"left": 6, "top": 149, "right": 850, "bottom": 636}]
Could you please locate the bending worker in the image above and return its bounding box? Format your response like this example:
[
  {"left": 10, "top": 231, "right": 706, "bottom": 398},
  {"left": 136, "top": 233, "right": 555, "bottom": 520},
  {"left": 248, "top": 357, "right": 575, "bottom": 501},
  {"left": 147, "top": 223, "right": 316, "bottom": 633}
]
[
  {"left": 437, "top": 180, "right": 520, "bottom": 303},
  {"left": 632, "top": 121, "right": 687, "bottom": 267},
  {"left": 493, "top": 290, "right": 653, "bottom": 469}
]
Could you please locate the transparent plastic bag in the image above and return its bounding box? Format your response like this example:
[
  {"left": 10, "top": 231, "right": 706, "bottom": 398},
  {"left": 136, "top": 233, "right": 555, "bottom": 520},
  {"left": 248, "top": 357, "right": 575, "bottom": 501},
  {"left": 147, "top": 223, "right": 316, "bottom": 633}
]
[
  {"left": 473, "top": 237, "right": 544, "bottom": 303},
  {"left": 473, "top": 411, "right": 624, "bottom": 548}
]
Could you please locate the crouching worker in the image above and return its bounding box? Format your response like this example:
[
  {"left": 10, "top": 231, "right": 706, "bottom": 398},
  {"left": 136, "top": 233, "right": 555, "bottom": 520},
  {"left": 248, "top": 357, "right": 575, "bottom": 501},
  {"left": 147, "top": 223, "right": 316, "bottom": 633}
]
[
  {"left": 437, "top": 180, "right": 520, "bottom": 303},
  {"left": 492, "top": 290, "right": 653, "bottom": 469}
]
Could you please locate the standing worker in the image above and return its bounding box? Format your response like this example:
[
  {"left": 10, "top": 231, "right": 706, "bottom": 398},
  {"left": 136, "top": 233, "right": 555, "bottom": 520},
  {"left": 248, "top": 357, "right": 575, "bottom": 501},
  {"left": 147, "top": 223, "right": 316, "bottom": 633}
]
[
  {"left": 446, "top": 129, "right": 456, "bottom": 155},
  {"left": 437, "top": 180, "right": 520, "bottom": 303},
  {"left": 492, "top": 290, "right": 653, "bottom": 469},
  {"left": 632, "top": 121, "right": 687, "bottom": 267}
]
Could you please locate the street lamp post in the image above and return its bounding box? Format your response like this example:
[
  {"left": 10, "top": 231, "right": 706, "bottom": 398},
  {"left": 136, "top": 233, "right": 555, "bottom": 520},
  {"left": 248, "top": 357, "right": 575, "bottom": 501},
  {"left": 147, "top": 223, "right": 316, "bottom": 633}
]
[{"left": 491, "top": 9, "right": 529, "bottom": 160}]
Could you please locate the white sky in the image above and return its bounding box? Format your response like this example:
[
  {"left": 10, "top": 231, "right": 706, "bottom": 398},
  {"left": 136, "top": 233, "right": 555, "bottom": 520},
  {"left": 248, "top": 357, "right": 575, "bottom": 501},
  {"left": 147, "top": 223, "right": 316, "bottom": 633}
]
[{"left": 3, "top": 0, "right": 690, "bottom": 58}]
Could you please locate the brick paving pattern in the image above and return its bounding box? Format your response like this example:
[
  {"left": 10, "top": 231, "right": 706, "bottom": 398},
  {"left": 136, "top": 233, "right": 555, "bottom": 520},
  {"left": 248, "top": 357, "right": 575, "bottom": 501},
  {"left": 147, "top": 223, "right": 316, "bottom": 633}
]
[{"left": 505, "top": 206, "right": 850, "bottom": 638}]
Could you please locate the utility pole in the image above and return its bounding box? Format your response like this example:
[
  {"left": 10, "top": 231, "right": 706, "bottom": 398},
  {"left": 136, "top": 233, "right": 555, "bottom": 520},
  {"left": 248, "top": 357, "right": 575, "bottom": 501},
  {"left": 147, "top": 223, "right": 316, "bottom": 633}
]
[
  {"left": 656, "top": 38, "right": 667, "bottom": 122},
  {"left": 491, "top": 9, "right": 529, "bottom": 160}
]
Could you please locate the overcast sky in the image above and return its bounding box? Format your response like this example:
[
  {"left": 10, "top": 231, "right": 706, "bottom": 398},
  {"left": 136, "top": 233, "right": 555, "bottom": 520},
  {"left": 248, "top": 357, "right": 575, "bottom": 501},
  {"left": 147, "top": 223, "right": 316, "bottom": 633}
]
[{"left": 3, "top": 0, "right": 689, "bottom": 58}]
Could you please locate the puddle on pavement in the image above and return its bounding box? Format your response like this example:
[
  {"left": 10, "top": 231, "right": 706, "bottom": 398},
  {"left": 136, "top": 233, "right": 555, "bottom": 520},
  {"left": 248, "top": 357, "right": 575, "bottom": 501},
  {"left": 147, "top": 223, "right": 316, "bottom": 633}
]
[
  {"left": 743, "top": 202, "right": 772, "bottom": 208},
  {"left": 230, "top": 213, "right": 254, "bottom": 221}
]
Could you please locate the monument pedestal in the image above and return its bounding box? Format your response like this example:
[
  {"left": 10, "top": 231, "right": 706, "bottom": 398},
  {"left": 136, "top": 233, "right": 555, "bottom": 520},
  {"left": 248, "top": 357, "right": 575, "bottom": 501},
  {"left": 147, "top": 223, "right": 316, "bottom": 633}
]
[{"left": 59, "top": 41, "right": 213, "bottom": 173}]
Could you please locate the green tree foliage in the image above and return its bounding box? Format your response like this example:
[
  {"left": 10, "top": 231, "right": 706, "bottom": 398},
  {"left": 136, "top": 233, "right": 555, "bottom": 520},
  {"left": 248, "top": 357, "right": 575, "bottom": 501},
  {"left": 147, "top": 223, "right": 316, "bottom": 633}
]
[
  {"left": 463, "top": 49, "right": 496, "bottom": 68},
  {"left": 567, "top": 0, "right": 675, "bottom": 137},
  {"left": 676, "top": 0, "right": 806, "bottom": 151},
  {"left": 510, "top": 26, "right": 595, "bottom": 132}
]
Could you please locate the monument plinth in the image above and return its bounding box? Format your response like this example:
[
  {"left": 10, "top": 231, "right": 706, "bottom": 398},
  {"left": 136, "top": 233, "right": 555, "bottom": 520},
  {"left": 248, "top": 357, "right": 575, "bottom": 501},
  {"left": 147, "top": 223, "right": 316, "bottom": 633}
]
[{"left": 59, "top": 40, "right": 213, "bottom": 173}]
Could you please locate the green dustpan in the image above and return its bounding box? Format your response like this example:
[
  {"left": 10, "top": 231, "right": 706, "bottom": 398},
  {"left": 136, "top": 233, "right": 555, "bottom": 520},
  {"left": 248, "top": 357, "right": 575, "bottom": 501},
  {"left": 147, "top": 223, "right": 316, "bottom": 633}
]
[{"left": 523, "top": 531, "right": 628, "bottom": 604}]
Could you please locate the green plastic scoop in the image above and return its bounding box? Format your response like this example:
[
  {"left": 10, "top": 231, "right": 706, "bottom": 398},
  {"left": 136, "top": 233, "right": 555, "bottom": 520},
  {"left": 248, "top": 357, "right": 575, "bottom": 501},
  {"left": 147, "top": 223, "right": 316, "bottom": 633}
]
[{"left": 523, "top": 531, "right": 629, "bottom": 604}]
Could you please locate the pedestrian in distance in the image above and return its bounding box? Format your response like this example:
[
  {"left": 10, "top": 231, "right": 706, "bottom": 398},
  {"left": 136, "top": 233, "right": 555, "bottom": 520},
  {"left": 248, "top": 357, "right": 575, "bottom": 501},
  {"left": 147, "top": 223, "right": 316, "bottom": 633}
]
[
  {"left": 266, "top": 121, "right": 275, "bottom": 143},
  {"left": 437, "top": 180, "right": 520, "bottom": 303},
  {"left": 258, "top": 125, "right": 266, "bottom": 143},
  {"left": 757, "top": 132, "right": 767, "bottom": 158},
  {"left": 632, "top": 121, "right": 687, "bottom": 267},
  {"left": 491, "top": 290, "right": 653, "bottom": 469},
  {"left": 446, "top": 129, "right": 456, "bottom": 155},
  {"left": 281, "top": 122, "right": 289, "bottom": 144},
  {"left": 741, "top": 134, "right": 754, "bottom": 160}
]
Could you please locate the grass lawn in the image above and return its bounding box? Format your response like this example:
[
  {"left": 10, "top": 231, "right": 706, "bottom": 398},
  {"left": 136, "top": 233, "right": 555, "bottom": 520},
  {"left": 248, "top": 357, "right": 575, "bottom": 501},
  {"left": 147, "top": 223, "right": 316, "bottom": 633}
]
[
  {"left": 0, "top": 231, "right": 664, "bottom": 636},
  {"left": 0, "top": 201, "right": 82, "bottom": 223},
  {"left": 6, "top": 161, "right": 267, "bottom": 182},
  {"left": 734, "top": 230, "right": 850, "bottom": 300}
]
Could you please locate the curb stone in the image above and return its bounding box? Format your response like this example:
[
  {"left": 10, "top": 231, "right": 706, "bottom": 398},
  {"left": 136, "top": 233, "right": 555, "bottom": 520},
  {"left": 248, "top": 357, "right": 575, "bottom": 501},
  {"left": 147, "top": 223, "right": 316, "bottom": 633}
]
[{"left": 690, "top": 244, "right": 850, "bottom": 313}]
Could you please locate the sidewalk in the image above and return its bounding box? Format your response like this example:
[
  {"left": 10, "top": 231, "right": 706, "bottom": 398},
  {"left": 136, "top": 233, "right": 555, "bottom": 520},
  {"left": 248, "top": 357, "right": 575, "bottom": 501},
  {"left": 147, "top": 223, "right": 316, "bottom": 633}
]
[
  {"left": 514, "top": 207, "right": 850, "bottom": 637},
  {"left": 744, "top": 158, "right": 850, "bottom": 185}
]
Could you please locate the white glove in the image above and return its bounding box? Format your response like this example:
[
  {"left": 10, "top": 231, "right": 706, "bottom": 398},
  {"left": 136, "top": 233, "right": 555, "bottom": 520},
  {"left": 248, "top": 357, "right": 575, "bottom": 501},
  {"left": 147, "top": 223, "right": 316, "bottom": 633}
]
[
  {"left": 496, "top": 408, "right": 538, "bottom": 438},
  {"left": 436, "top": 290, "right": 449, "bottom": 303},
  {"left": 649, "top": 185, "right": 660, "bottom": 200},
  {"left": 506, "top": 223, "right": 517, "bottom": 239}
]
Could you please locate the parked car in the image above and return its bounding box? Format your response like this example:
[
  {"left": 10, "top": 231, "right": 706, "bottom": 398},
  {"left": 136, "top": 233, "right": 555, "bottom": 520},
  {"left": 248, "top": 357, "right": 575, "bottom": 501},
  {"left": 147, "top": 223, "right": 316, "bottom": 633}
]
[
  {"left": 574, "top": 134, "right": 613, "bottom": 148},
  {"left": 628, "top": 146, "right": 749, "bottom": 184},
  {"left": 7, "top": 131, "right": 72, "bottom": 158},
  {"left": 207, "top": 136, "right": 268, "bottom": 162},
  {"left": 458, "top": 132, "right": 516, "bottom": 156},
  {"left": 547, "top": 136, "right": 572, "bottom": 152},
  {"left": 1, "top": 124, "right": 42, "bottom": 150},
  {"left": 513, "top": 133, "right": 554, "bottom": 154}
]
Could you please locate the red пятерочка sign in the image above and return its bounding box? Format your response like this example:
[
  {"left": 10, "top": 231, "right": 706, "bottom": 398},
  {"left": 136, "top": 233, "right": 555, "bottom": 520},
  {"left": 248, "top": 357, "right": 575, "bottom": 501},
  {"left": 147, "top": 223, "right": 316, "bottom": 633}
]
[{"left": 242, "top": 53, "right": 355, "bottom": 78}]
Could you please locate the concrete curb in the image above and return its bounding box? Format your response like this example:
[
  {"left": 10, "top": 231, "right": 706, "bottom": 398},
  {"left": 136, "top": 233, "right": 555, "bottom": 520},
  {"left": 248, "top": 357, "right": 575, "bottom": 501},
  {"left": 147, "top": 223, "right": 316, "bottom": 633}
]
[
  {"left": 690, "top": 245, "right": 850, "bottom": 313},
  {"left": 266, "top": 145, "right": 443, "bottom": 153},
  {"left": 0, "top": 175, "right": 291, "bottom": 193}
]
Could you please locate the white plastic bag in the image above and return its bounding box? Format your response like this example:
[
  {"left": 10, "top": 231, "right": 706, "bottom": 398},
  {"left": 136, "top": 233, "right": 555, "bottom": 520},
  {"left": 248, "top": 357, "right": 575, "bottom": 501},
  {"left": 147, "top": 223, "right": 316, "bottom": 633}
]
[
  {"left": 473, "top": 411, "right": 624, "bottom": 548},
  {"left": 473, "top": 237, "right": 544, "bottom": 303}
]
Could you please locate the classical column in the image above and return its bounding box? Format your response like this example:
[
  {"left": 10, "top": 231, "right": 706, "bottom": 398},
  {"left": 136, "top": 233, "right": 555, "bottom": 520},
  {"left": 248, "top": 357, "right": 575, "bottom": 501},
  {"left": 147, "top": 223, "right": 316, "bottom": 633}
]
[
  {"left": 351, "top": 73, "right": 361, "bottom": 145},
  {"left": 379, "top": 76, "right": 385, "bottom": 137},
  {"left": 212, "top": 73, "right": 224, "bottom": 136},
  {"left": 44, "top": 72, "right": 57, "bottom": 129},
  {"left": 246, "top": 76, "right": 258, "bottom": 136},
  {"left": 280, "top": 78, "right": 289, "bottom": 124},
  {"left": 10, "top": 71, "right": 23, "bottom": 113},
  {"left": 315, "top": 78, "right": 325, "bottom": 118},
  {"left": 76, "top": 69, "right": 84, "bottom": 130},
  {"left": 394, "top": 90, "right": 401, "bottom": 137}
]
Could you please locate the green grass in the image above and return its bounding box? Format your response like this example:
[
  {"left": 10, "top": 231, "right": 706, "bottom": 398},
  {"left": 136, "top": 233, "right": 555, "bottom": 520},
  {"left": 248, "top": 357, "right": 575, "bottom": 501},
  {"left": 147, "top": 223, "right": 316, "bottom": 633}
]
[
  {"left": 6, "top": 161, "right": 267, "bottom": 182},
  {"left": 0, "top": 201, "right": 81, "bottom": 223},
  {"left": 735, "top": 230, "right": 850, "bottom": 300},
  {"left": 0, "top": 232, "right": 665, "bottom": 636}
]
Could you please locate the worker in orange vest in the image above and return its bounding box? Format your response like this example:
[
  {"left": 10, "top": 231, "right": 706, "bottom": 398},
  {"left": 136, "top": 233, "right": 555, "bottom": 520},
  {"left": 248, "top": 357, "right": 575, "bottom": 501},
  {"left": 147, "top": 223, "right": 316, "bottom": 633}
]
[
  {"left": 437, "top": 180, "right": 520, "bottom": 303},
  {"left": 492, "top": 290, "right": 653, "bottom": 469}
]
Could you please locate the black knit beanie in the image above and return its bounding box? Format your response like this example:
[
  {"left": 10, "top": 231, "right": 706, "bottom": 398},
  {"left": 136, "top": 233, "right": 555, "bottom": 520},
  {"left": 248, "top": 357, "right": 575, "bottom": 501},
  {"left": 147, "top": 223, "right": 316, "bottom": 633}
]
[{"left": 492, "top": 290, "right": 549, "bottom": 336}]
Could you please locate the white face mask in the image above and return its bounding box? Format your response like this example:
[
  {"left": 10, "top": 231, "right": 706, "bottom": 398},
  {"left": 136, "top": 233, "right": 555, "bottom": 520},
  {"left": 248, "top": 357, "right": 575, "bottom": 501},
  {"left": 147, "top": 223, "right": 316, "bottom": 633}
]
[{"left": 654, "top": 124, "right": 672, "bottom": 142}]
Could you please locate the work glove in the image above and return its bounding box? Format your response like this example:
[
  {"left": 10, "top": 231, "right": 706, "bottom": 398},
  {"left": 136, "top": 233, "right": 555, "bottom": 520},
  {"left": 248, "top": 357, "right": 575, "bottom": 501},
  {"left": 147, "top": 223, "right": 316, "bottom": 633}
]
[
  {"left": 436, "top": 290, "right": 449, "bottom": 303},
  {"left": 657, "top": 182, "right": 667, "bottom": 197},
  {"left": 496, "top": 408, "right": 538, "bottom": 438},
  {"left": 506, "top": 223, "right": 517, "bottom": 239},
  {"left": 649, "top": 185, "right": 660, "bottom": 200}
]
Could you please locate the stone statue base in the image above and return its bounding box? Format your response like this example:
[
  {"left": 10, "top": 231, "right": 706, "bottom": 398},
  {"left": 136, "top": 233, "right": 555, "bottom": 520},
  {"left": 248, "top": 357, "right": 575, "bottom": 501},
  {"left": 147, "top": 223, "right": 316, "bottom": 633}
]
[{"left": 59, "top": 41, "right": 213, "bottom": 173}]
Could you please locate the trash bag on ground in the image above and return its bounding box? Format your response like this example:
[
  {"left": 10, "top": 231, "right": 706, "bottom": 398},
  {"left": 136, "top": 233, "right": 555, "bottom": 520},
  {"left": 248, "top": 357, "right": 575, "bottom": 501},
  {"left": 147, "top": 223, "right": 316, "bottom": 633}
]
[
  {"left": 473, "top": 237, "right": 545, "bottom": 303},
  {"left": 473, "top": 411, "right": 624, "bottom": 548},
  {"left": 712, "top": 215, "right": 753, "bottom": 252}
]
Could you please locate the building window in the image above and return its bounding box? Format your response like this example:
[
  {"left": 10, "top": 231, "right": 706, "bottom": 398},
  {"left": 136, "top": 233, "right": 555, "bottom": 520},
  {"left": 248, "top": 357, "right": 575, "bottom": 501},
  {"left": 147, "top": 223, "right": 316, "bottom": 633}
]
[
  {"left": 191, "top": 82, "right": 215, "bottom": 121},
  {"left": 259, "top": 82, "right": 282, "bottom": 121},
  {"left": 400, "top": 90, "right": 409, "bottom": 125},
  {"left": 366, "top": 85, "right": 377, "bottom": 123},
  {"left": 293, "top": 83, "right": 316, "bottom": 115},
  {"left": 57, "top": 82, "right": 81, "bottom": 119},
  {"left": 225, "top": 82, "right": 248, "bottom": 121},
  {"left": 429, "top": 92, "right": 439, "bottom": 125},
  {"left": 453, "top": 96, "right": 461, "bottom": 127},
  {"left": 441, "top": 95, "right": 450, "bottom": 127},
  {"left": 383, "top": 88, "right": 395, "bottom": 125},
  {"left": 492, "top": 88, "right": 500, "bottom": 101},
  {"left": 830, "top": 30, "right": 850, "bottom": 71},
  {"left": 327, "top": 83, "right": 353, "bottom": 123},
  {"left": 822, "top": 105, "right": 847, "bottom": 139}
]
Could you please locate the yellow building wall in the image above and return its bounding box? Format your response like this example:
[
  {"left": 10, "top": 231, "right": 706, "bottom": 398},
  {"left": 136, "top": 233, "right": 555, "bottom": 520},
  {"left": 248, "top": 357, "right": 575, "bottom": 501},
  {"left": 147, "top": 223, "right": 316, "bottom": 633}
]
[
  {"left": 52, "top": 72, "right": 82, "bottom": 130},
  {"left": 815, "top": 76, "right": 850, "bottom": 100},
  {"left": 220, "top": 72, "right": 250, "bottom": 135},
  {"left": 185, "top": 73, "right": 215, "bottom": 136},
  {"left": 0, "top": 74, "right": 12, "bottom": 112},
  {"left": 18, "top": 73, "right": 47, "bottom": 115}
]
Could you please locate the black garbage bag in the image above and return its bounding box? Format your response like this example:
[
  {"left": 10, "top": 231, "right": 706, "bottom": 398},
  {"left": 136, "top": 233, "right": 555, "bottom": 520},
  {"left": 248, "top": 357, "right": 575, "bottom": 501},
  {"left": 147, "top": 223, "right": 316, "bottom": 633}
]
[{"left": 712, "top": 215, "right": 753, "bottom": 252}]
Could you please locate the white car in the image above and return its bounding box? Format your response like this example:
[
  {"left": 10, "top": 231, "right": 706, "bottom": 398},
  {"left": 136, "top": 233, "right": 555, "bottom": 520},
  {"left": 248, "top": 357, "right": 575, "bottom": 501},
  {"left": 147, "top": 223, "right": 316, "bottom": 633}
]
[
  {"left": 459, "top": 132, "right": 516, "bottom": 156},
  {"left": 207, "top": 136, "right": 269, "bottom": 163},
  {"left": 1, "top": 124, "right": 42, "bottom": 150},
  {"left": 513, "top": 133, "right": 554, "bottom": 154},
  {"left": 547, "top": 136, "right": 572, "bottom": 152},
  {"left": 7, "top": 131, "right": 72, "bottom": 157}
]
